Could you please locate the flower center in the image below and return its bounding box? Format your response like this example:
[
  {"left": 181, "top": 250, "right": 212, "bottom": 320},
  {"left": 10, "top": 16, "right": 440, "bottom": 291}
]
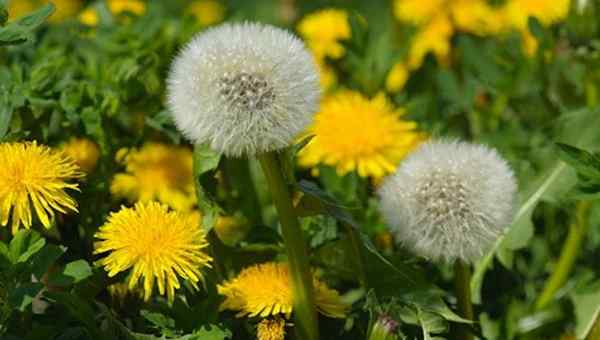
[
  {"left": 415, "top": 170, "right": 471, "bottom": 222},
  {"left": 218, "top": 72, "right": 276, "bottom": 112}
]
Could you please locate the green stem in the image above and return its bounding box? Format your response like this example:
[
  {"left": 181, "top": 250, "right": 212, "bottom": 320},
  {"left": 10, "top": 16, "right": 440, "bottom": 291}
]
[
  {"left": 536, "top": 201, "right": 592, "bottom": 310},
  {"left": 454, "top": 260, "right": 474, "bottom": 340},
  {"left": 257, "top": 152, "right": 318, "bottom": 340}
]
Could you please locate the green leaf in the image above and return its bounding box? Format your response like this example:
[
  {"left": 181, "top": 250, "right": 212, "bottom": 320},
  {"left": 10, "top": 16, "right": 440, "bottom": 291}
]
[
  {"left": 0, "top": 89, "right": 12, "bottom": 141},
  {"left": 187, "top": 325, "right": 232, "bottom": 340},
  {"left": 49, "top": 260, "right": 93, "bottom": 286},
  {"left": 193, "top": 143, "right": 222, "bottom": 231},
  {"left": 30, "top": 244, "right": 66, "bottom": 279},
  {"left": 45, "top": 292, "right": 102, "bottom": 338},
  {"left": 8, "top": 230, "right": 44, "bottom": 264},
  {"left": 297, "top": 180, "right": 418, "bottom": 287},
  {"left": 472, "top": 108, "right": 600, "bottom": 303},
  {"left": 8, "top": 282, "right": 44, "bottom": 311},
  {"left": 571, "top": 280, "right": 600, "bottom": 339},
  {"left": 556, "top": 143, "right": 600, "bottom": 180},
  {"left": 0, "top": 3, "right": 54, "bottom": 46},
  {"left": 140, "top": 310, "right": 177, "bottom": 337}
]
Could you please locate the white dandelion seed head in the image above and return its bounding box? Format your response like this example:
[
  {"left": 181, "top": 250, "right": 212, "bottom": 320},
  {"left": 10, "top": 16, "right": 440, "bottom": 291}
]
[
  {"left": 377, "top": 140, "right": 517, "bottom": 263},
  {"left": 167, "top": 22, "right": 320, "bottom": 157}
]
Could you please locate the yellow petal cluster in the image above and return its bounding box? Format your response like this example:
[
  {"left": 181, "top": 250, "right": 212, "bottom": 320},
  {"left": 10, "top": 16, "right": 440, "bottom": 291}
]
[
  {"left": 110, "top": 143, "right": 196, "bottom": 212},
  {"left": 61, "top": 138, "right": 100, "bottom": 173},
  {"left": 94, "top": 202, "right": 212, "bottom": 304},
  {"left": 298, "top": 91, "right": 425, "bottom": 179},
  {"left": 0, "top": 142, "right": 82, "bottom": 233},
  {"left": 218, "top": 262, "right": 348, "bottom": 319}
]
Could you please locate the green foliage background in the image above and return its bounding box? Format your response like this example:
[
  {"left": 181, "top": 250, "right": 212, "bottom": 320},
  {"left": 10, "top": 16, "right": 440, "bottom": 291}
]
[{"left": 1, "top": 0, "right": 600, "bottom": 339}]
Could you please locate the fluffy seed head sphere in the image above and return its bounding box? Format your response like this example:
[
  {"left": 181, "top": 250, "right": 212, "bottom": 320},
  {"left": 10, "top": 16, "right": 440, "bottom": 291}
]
[
  {"left": 167, "top": 22, "right": 320, "bottom": 157},
  {"left": 377, "top": 140, "right": 517, "bottom": 263}
]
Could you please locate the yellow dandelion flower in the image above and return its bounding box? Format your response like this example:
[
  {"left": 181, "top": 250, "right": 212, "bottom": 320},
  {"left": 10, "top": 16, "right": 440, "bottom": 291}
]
[
  {"left": 503, "top": 0, "right": 571, "bottom": 29},
  {"left": 257, "top": 317, "right": 286, "bottom": 340},
  {"left": 94, "top": 202, "right": 212, "bottom": 304},
  {"left": 218, "top": 262, "right": 348, "bottom": 319},
  {"left": 450, "top": 0, "right": 506, "bottom": 35},
  {"left": 108, "top": 0, "right": 146, "bottom": 16},
  {"left": 110, "top": 143, "right": 196, "bottom": 212},
  {"left": 0, "top": 142, "right": 82, "bottom": 233},
  {"left": 408, "top": 13, "right": 454, "bottom": 69},
  {"left": 386, "top": 62, "right": 410, "bottom": 93},
  {"left": 297, "top": 8, "right": 350, "bottom": 60},
  {"left": 393, "top": 0, "right": 445, "bottom": 25},
  {"left": 61, "top": 138, "right": 100, "bottom": 173},
  {"left": 47, "top": 0, "right": 83, "bottom": 23},
  {"left": 187, "top": 0, "right": 225, "bottom": 27},
  {"left": 78, "top": 7, "right": 99, "bottom": 26},
  {"left": 297, "top": 91, "right": 425, "bottom": 179},
  {"left": 6, "top": 0, "right": 36, "bottom": 20}
]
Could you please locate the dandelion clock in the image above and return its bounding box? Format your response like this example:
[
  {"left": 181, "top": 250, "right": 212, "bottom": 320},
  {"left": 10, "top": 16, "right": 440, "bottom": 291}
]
[
  {"left": 377, "top": 140, "right": 517, "bottom": 263},
  {"left": 167, "top": 22, "right": 320, "bottom": 157}
]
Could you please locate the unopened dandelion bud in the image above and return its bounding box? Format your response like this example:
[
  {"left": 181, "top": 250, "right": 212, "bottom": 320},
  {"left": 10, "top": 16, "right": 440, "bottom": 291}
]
[{"left": 369, "top": 315, "right": 399, "bottom": 340}]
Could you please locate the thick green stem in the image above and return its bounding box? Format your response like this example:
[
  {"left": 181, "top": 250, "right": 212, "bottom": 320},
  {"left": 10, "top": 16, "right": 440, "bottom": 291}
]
[
  {"left": 258, "top": 152, "right": 318, "bottom": 340},
  {"left": 454, "top": 260, "right": 474, "bottom": 340},
  {"left": 536, "top": 201, "right": 592, "bottom": 310}
]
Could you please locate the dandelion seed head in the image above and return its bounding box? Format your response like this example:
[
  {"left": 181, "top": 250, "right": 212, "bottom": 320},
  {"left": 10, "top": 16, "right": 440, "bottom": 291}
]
[
  {"left": 378, "top": 140, "right": 517, "bottom": 262},
  {"left": 167, "top": 22, "right": 319, "bottom": 157}
]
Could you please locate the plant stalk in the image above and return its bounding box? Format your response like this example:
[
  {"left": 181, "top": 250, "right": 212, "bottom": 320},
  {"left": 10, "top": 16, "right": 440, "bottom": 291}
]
[
  {"left": 258, "top": 151, "right": 318, "bottom": 340},
  {"left": 536, "top": 201, "right": 592, "bottom": 310},
  {"left": 454, "top": 260, "right": 474, "bottom": 340}
]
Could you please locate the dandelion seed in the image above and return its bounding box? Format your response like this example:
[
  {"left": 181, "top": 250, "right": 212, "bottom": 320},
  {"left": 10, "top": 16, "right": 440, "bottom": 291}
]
[
  {"left": 0, "top": 142, "right": 82, "bottom": 233},
  {"left": 167, "top": 22, "right": 319, "bottom": 157},
  {"left": 94, "top": 202, "right": 212, "bottom": 304},
  {"left": 377, "top": 140, "right": 517, "bottom": 263},
  {"left": 218, "top": 262, "right": 348, "bottom": 319}
]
